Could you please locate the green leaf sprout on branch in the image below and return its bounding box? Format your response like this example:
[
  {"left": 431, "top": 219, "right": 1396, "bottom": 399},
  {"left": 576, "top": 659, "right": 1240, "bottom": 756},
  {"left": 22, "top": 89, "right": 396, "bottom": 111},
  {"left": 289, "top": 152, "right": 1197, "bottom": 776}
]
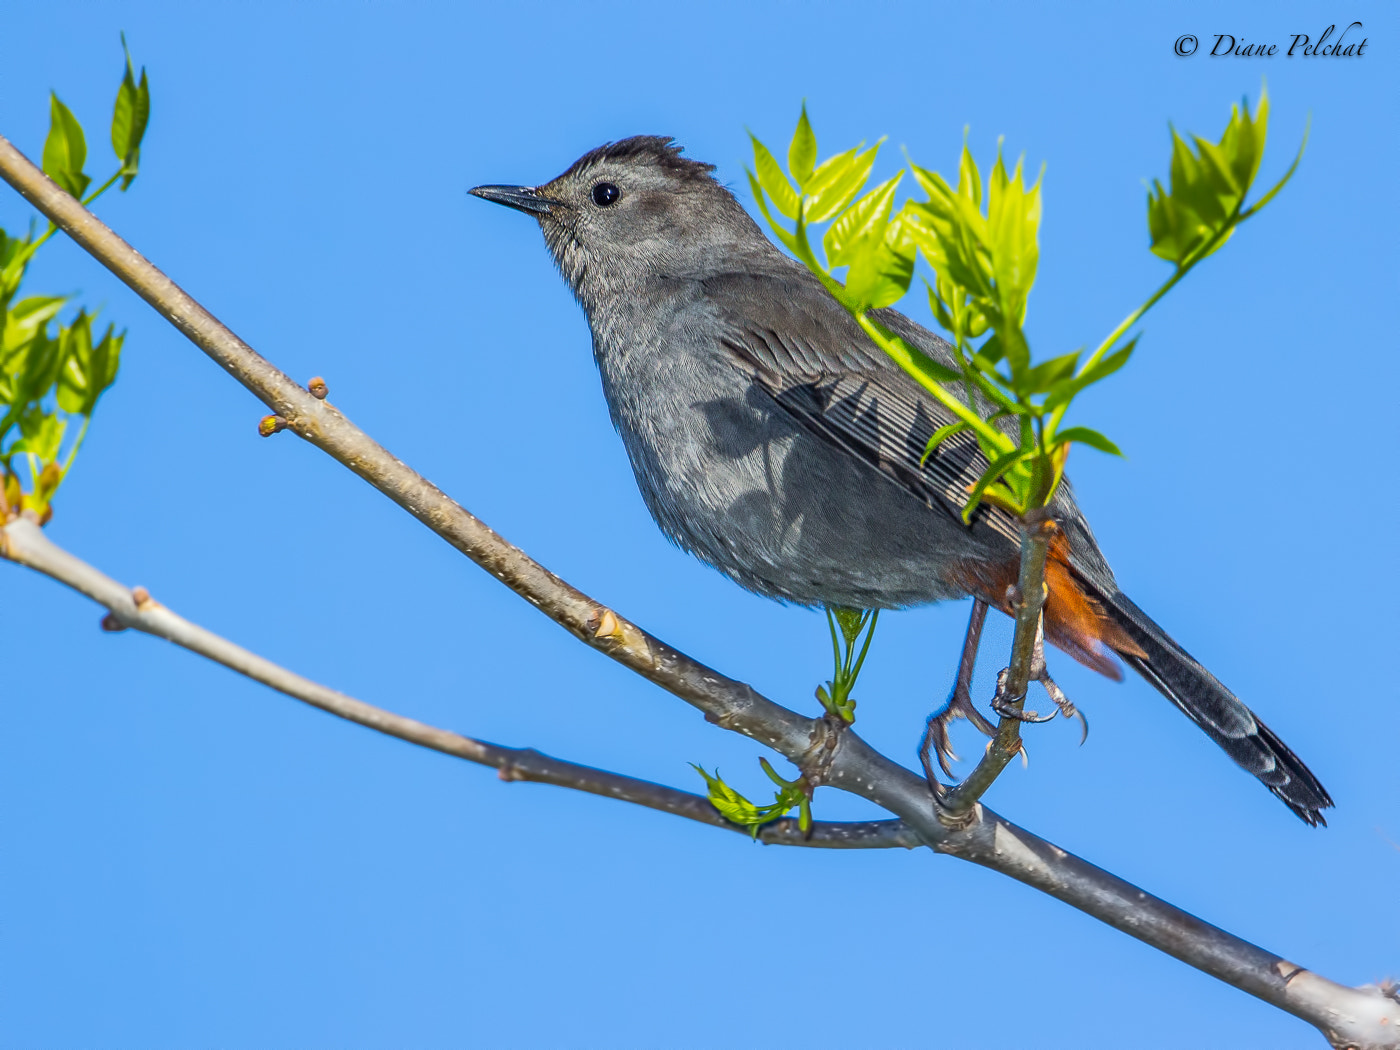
[
  {"left": 816, "top": 606, "right": 878, "bottom": 724},
  {"left": 1, "top": 37, "right": 151, "bottom": 524},
  {"left": 692, "top": 761, "right": 812, "bottom": 838},
  {"left": 693, "top": 606, "right": 875, "bottom": 836},
  {"left": 747, "top": 91, "right": 1302, "bottom": 524}
]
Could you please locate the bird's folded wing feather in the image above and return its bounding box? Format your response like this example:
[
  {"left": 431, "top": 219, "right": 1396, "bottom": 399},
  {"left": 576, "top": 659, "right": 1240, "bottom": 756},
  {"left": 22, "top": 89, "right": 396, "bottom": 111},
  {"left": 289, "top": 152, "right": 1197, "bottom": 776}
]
[{"left": 700, "top": 271, "right": 1021, "bottom": 551}]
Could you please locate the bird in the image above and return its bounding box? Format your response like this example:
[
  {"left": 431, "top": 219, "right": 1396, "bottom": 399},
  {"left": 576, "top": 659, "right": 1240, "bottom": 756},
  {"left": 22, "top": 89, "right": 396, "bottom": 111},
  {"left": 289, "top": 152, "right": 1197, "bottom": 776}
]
[{"left": 470, "top": 135, "right": 1332, "bottom": 826}]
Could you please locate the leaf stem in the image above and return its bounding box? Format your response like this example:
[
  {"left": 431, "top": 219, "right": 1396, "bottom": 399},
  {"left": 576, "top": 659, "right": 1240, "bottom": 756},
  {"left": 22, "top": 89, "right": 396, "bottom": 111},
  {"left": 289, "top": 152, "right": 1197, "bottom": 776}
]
[
  {"left": 81, "top": 170, "right": 122, "bottom": 208},
  {"left": 60, "top": 414, "right": 91, "bottom": 476}
]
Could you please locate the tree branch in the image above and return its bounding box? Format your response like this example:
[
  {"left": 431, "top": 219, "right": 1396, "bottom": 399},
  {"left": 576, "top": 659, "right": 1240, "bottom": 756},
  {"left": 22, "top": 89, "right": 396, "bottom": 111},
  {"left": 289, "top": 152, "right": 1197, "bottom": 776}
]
[
  {"left": 2, "top": 134, "right": 1395, "bottom": 1049},
  {"left": 0, "top": 516, "right": 913, "bottom": 851}
]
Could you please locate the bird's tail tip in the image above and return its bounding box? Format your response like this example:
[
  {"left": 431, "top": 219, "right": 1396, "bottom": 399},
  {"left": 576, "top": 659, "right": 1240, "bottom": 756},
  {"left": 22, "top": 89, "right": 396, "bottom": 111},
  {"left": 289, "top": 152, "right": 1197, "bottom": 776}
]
[{"left": 1100, "top": 588, "right": 1333, "bottom": 827}]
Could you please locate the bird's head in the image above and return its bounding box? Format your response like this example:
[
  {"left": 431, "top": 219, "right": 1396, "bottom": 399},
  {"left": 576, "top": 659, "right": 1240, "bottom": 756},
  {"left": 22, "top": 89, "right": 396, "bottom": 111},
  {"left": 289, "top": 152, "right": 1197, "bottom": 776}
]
[{"left": 471, "top": 136, "right": 773, "bottom": 306}]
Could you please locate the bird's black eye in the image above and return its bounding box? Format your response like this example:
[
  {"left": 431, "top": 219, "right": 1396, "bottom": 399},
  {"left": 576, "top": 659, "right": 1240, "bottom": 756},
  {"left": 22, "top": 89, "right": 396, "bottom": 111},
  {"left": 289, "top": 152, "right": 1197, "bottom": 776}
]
[{"left": 591, "top": 182, "right": 620, "bottom": 207}]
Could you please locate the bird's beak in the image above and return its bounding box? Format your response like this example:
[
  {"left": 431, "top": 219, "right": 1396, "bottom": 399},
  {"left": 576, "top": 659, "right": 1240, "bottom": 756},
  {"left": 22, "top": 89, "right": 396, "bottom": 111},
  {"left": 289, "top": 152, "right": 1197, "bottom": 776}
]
[{"left": 469, "top": 184, "right": 565, "bottom": 215}]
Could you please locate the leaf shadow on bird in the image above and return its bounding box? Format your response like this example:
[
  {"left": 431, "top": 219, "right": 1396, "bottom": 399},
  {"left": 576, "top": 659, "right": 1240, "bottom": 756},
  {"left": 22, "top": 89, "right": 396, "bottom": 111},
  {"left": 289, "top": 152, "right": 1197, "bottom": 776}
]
[{"left": 470, "top": 136, "right": 1332, "bottom": 826}]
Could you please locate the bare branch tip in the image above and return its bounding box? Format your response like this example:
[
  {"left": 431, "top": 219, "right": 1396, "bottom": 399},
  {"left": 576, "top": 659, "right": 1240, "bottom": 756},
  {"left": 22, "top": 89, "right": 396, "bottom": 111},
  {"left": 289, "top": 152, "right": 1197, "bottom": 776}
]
[
  {"left": 258, "top": 414, "right": 288, "bottom": 438},
  {"left": 308, "top": 377, "right": 328, "bottom": 400}
]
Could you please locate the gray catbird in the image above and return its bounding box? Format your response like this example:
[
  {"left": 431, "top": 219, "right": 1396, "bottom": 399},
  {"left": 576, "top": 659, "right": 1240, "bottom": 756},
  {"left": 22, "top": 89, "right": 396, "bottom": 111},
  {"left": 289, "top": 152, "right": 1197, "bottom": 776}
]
[{"left": 471, "top": 136, "right": 1331, "bottom": 825}]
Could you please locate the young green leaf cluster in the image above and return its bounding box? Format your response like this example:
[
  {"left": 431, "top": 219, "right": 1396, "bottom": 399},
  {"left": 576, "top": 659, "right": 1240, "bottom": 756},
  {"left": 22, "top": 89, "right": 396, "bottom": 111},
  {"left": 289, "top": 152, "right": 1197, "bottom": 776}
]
[
  {"left": 690, "top": 606, "right": 877, "bottom": 836},
  {"left": 0, "top": 39, "right": 150, "bottom": 524},
  {"left": 1148, "top": 94, "right": 1299, "bottom": 270},
  {"left": 691, "top": 760, "right": 812, "bottom": 839},
  {"left": 815, "top": 606, "right": 878, "bottom": 724},
  {"left": 747, "top": 94, "right": 1301, "bottom": 523}
]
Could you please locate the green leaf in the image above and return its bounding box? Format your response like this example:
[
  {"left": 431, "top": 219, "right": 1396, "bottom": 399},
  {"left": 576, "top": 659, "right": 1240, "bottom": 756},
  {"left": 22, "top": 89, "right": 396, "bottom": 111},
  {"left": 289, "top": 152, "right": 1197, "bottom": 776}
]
[
  {"left": 16, "top": 407, "right": 66, "bottom": 459},
  {"left": 1224, "top": 90, "right": 1266, "bottom": 192},
  {"left": 788, "top": 104, "right": 817, "bottom": 189},
  {"left": 1241, "top": 110, "right": 1307, "bottom": 220},
  {"left": 11, "top": 408, "right": 66, "bottom": 463},
  {"left": 42, "top": 94, "right": 91, "bottom": 200},
  {"left": 1042, "top": 337, "right": 1137, "bottom": 413},
  {"left": 921, "top": 421, "right": 969, "bottom": 465},
  {"left": 3, "top": 296, "right": 68, "bottom": 355},
  {"left": 89, "top": 325, "right": 123, "bottom": 410},
  {"left": 1017, "top": 349, "right": 1080, "bottom": 396},
  {"left": 985, "top": 150, "right": 1041, "bottom": 340},
  {"left": 1054, "top": 426, "right": 1123, "bottom": 456},
  {"left": 111, "top": 36, "right": 150, "bottom": 188},
  {"left": 824, "top": 172, "right": 903, "bottom": 266},
  {"left": 750, "top": 134, "right": 801, "bottom": 219},
  {"left": 55, "top": 314, "right": 118, "bottom": 417},
  {"left": 957, "top": 137, "right": 982, "bottom": 209},
  {"left": 925, "top": 278, "right": 958, "bottom": 335},
  {"left": 905, "top": 184, "right": 994, "bottom": 301},
  {"left": 1146, "top": 93, "right": 1280, "bottom": 268},
  {"left": 974, "top": 332, "right": 1004, "bottom": 366},
  {"left": 1077, "top": 337, "right": 1136, "bottom": 386},
  {"left": 838, "top": 185, "right": 916, "bottom": 308},
  {"left": 690, "top": 764, "right": 798, "bottom": 838},
  {"left": 56, "top": 312, "right": 94, "bottom": 414},
  {"left": 2, "top": 325, "right": 65, "bottom": 442},
  {"left": 6, "top": 327, "right": 65, "bottom": 411},
  {"left": 747, "top": 172, "right": 801, "bottom": 253},
  {"left": 691, "top": 765, "right": 765, "bottom": 825},
  {"left": 830, "top": 607, "right": 867, "bottom": 648},
  {"left": 805, "top": 144, "right": 879, "bottom": 223},
  {"left": 845, "top": 234, "right": 914, "bottom": 309},
  {"left": 962, "top": 447, "right": 1030, "bottom": 523},
  {"left": 0, "top": 230, "right": 42, "bottom": 305}
]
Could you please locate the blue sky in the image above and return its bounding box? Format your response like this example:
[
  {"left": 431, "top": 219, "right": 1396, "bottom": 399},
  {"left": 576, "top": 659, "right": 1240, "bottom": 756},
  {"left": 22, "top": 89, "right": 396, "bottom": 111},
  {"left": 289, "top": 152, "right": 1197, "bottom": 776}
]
[{"left": 1, "top": 1, "right": 1396, "bottom": 1046}]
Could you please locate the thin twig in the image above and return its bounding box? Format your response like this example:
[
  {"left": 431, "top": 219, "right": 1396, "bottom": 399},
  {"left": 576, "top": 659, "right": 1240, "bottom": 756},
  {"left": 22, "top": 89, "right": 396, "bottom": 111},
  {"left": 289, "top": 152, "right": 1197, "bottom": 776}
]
[
  {"left": 0, "top": 517, "right": 914, "bottom": 851},
  {"left": 2, "top": 135, "right": 1396, "bottom": 1049}
]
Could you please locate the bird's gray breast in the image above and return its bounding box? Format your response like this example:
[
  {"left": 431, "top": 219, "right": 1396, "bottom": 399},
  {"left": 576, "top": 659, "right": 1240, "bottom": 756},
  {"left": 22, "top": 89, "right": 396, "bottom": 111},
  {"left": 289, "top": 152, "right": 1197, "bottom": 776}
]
[{"left": 585, "top": 286, "right": 978, "bottom": 609}]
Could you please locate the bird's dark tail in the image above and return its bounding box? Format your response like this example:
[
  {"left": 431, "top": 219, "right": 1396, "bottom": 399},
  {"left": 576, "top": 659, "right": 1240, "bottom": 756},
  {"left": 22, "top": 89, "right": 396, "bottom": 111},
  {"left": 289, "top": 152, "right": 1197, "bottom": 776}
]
[{"left": 1096, "top": 588, "right": 1333, "bottom": 826}]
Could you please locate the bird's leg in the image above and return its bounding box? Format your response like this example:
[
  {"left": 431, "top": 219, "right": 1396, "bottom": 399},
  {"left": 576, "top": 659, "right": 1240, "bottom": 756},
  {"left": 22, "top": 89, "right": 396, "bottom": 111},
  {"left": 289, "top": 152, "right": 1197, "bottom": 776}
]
[
  {"left": 921, "top": 602, "right": 1090, "bottom": 793},
  {"left": 919, "top": 599, "right": 996, "bottom": 784}
]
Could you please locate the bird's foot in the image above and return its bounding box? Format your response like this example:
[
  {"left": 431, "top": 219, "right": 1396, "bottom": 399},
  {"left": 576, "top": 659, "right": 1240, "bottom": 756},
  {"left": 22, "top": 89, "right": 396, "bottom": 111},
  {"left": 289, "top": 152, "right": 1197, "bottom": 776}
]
[
  {"left": 1036, "top": 667, "right": 1089, "bottom": 744},
  {"left": 988, "top": 667, "right": 1057, "bottom": 723},
  {"left": 988, "top": 663, "right": 1089, "bottom": 739},
  {"left": 918, "top": 600, "right": 1089, "bottom": 796},
  {"left": 920, "top": 682, "right": 997, "bottom": 782},
  {"left": 918, "top": 601, "right": 995, "bottom": 786}
]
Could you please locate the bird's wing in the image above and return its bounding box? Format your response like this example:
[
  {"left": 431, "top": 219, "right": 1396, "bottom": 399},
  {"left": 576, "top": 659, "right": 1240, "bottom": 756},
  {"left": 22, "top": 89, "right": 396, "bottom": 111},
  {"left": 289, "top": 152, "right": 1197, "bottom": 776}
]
[{"left": 699, "top": 270, "right": 1021, "bottom": 551}]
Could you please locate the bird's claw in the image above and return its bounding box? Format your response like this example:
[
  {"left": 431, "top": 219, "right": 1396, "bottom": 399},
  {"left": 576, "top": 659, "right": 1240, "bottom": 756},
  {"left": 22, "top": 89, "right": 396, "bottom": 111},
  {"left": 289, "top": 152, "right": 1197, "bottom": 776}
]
[
  {"left": 1038, "top": 669, "right": 1089, "bottom": 745},
  {"left": 990, "top": 692, "right": 1056, "bottom": 723},
  {"left": 920, "top": 687, "right": 996, "bottom": 781}
]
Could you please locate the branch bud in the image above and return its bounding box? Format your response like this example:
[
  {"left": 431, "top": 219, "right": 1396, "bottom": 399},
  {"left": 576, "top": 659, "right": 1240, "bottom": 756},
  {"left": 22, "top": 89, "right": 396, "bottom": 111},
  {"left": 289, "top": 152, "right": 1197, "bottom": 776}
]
[
  {"left": 308, "top": 376, "right": 328, "bottom": 400},
  {"left": 258, "top": 414, "right": 288, "bottom": 437}
]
